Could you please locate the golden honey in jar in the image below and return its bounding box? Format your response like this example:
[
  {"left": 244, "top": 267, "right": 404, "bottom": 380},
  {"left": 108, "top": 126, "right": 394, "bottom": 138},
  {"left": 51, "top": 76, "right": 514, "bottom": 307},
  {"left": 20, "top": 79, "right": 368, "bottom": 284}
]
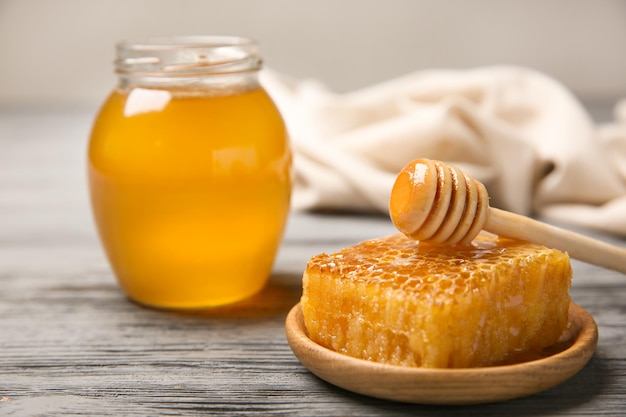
[{"left": 88, "top": 37, "right": 291, "bottom": 309}]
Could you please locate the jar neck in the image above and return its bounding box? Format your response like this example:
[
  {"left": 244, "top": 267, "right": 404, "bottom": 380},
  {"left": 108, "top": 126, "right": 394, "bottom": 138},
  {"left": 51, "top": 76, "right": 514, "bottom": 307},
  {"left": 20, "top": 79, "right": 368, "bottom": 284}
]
[{"left": 114, "top": 36, "right": 262, "bottom": 92}]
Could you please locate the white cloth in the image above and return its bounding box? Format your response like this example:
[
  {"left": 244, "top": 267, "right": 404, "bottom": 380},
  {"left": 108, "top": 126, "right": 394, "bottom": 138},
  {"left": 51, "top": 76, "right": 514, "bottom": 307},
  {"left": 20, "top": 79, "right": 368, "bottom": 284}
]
[{"left": 260, "top": 66, "right": 626, "bottom": 236}]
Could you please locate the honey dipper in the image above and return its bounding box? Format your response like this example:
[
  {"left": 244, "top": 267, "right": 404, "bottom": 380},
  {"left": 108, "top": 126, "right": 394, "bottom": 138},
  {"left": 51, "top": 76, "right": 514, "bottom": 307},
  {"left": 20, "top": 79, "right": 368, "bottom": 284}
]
[{"left": 389, "top": 158, "right": 626, "bottom": 274}]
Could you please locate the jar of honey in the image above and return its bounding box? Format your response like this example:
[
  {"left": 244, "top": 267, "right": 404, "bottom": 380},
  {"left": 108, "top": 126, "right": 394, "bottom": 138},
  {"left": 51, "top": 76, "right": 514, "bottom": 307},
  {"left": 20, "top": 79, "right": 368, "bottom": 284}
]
[{"left": 88, "top": 36, "right": 291, "bottom": 309}]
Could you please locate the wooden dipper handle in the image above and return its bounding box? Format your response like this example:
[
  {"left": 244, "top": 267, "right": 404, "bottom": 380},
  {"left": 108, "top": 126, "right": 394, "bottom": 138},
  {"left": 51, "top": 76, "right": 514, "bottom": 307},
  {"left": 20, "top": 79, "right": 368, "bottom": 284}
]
[{"left": 389, "top": 158, "right": 626, "bottom": 274}]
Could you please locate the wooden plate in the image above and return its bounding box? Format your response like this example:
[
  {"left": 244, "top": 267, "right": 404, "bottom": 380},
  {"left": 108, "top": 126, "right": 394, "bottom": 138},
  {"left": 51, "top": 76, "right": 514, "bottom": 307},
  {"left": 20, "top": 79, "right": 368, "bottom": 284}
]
[{"left": 285, "top": 302, "right": 598, "bottom": 405}]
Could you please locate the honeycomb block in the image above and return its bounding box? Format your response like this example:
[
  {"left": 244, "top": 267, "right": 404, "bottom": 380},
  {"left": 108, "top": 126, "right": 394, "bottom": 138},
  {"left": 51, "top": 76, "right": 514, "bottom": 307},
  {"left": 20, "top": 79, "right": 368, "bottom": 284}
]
[{"left": 301, "top": 232, "right": 572, "bottom": 368}]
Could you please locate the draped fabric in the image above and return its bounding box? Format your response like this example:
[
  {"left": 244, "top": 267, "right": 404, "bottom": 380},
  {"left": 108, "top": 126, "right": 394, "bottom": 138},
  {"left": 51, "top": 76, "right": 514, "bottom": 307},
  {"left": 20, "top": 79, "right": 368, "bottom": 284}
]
[{"left": 261, "top": 67, "right": 626, "bottom": 235}]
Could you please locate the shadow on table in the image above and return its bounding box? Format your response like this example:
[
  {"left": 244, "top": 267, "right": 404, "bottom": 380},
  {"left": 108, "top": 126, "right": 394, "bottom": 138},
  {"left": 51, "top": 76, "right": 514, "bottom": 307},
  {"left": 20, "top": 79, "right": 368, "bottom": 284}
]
[
  {"left": 143, "top": 272, "right": 303, "bottom": 321},
  {"left": 328, "top": 353, "right": 613, "bottom": 416}
]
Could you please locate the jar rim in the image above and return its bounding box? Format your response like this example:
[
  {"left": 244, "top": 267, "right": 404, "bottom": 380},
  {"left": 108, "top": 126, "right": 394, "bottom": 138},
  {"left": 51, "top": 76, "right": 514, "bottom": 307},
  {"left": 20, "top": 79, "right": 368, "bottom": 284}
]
[
  {"left": 115, "top": 36, "right": 262, "bottom": 77},
  {"left": 116, "top": 35, "right": 257, "bottom": 51}
]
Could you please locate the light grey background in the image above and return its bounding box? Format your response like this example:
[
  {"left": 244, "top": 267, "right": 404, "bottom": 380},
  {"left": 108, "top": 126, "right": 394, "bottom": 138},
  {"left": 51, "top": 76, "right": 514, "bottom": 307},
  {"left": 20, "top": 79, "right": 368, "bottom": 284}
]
[{"left": 1, "top": 0, "right": 625, "bottom": 110}]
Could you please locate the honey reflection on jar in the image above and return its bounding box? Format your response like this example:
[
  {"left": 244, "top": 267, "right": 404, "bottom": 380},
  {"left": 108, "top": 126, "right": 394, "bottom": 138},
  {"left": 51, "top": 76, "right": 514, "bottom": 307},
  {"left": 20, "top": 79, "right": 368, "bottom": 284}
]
[{"left": 88, "top": 37, "right": 291, "bottom": 309}]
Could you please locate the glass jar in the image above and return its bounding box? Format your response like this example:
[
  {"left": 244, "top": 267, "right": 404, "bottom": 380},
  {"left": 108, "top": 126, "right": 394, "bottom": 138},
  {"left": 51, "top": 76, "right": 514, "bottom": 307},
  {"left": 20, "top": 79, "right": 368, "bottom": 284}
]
[{"left": 88, "top": 36, "right": 291, "bottom": 309}]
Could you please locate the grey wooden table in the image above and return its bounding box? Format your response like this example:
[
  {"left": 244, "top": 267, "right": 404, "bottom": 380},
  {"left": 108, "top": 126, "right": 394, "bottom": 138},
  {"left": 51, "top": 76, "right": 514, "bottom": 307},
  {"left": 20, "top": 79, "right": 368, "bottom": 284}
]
[{"left": 1, "top": 109, "right": 625, "bottom": 416}]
